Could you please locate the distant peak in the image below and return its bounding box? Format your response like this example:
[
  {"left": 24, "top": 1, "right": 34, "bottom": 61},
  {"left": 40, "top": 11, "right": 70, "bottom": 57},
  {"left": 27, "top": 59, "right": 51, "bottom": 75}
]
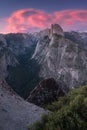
[{"left": 50, "top": 24, "right": 64, "bottom": 37}]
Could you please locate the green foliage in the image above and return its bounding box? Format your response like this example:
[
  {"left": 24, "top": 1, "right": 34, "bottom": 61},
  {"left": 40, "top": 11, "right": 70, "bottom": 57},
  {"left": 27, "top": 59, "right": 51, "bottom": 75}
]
[
  {"left": 29, "top": 86, "right": 87, "bottom": 130},
  {"left": 46, "top": 96, "right": 68, "bottom": 111}
]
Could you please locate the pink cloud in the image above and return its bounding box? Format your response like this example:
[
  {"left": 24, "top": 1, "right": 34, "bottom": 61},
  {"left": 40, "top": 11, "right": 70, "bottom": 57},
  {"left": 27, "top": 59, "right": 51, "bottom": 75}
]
[
  {"left": 54, "top": 10, "right": 87, "bottom": 30},
  {"left": 4, "top": 9, "right": 87, "bottom": 33}
]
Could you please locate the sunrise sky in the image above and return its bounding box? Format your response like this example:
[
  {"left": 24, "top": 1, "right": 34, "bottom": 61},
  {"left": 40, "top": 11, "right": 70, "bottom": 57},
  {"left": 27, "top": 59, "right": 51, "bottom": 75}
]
[{"left": 0, "top": 0, "right": 87, "bottom": 33}]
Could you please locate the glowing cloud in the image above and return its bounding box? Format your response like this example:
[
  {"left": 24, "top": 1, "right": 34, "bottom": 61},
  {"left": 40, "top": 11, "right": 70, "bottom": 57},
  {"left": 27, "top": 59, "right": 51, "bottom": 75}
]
[{"left": 2, "top": 9, "right": 87, "bottom": 33}]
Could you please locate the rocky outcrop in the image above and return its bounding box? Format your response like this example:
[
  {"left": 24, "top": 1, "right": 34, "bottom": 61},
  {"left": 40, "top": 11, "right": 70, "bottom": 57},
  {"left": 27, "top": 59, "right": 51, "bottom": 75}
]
[
  {"left": 32, "top": 24, "right": 87, "bottom": 89},
  {"left": 0, "top": 79, "right": 49, "bottom": 130},
  {"left": 27, "top": 78, "right": 66, "bottom": 106}
]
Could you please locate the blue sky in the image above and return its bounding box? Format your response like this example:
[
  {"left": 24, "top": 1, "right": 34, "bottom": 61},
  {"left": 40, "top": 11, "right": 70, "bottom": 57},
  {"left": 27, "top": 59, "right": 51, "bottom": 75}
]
[{"left": 0, "top": 0, "right": 87, "bottom": 33}]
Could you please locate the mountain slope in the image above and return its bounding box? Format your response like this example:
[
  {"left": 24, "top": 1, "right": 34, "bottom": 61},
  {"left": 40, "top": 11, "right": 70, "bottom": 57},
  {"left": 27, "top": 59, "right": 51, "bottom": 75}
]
[{"left": 0, "top": 79, "right": 48, "bottom": 130}]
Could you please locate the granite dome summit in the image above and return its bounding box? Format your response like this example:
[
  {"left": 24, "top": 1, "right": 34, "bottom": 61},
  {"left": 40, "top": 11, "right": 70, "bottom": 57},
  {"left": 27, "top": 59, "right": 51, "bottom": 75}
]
[{"left": 50, "top": 24, "right": 64, "bottom": 37}]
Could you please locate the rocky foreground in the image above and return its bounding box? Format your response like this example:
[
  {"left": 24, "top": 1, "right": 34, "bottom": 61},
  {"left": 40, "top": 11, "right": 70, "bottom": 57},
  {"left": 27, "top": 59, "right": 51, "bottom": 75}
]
[{"left": 0, "top": 79, "right": 48, "bottom": 130}]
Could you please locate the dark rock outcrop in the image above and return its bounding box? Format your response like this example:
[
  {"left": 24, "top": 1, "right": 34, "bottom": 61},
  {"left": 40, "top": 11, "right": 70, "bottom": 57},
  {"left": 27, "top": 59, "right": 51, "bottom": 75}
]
[{"left": 27, "top": 78, "right": 66, "bottom": 106}]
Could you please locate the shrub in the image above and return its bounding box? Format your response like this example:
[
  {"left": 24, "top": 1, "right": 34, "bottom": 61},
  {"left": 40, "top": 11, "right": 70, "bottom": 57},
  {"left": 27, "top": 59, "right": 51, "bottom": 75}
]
[{"left": 29, "top": 86, "right": 87, "bottom": 130}]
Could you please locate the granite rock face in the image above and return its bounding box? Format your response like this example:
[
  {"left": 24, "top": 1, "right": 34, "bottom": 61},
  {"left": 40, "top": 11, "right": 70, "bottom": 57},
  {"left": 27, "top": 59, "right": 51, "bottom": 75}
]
[
  {"left": 0, "top": 48, "right": 18, "bottom": 79},
  {"left": 33, "top": 24, "right": 87, "bottom": 89},
  {"left": 0, "top": 34, "right": 25, "bottom": 87},
  {"left": 27, "top": 78, "right": 66, "bottom": 106}
]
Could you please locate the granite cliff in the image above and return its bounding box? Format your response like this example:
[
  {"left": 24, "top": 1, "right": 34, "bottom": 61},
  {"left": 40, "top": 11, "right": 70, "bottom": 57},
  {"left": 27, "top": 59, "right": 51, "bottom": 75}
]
[{"left": 33, "top": 24, "right": 87, "bottom": 89}]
